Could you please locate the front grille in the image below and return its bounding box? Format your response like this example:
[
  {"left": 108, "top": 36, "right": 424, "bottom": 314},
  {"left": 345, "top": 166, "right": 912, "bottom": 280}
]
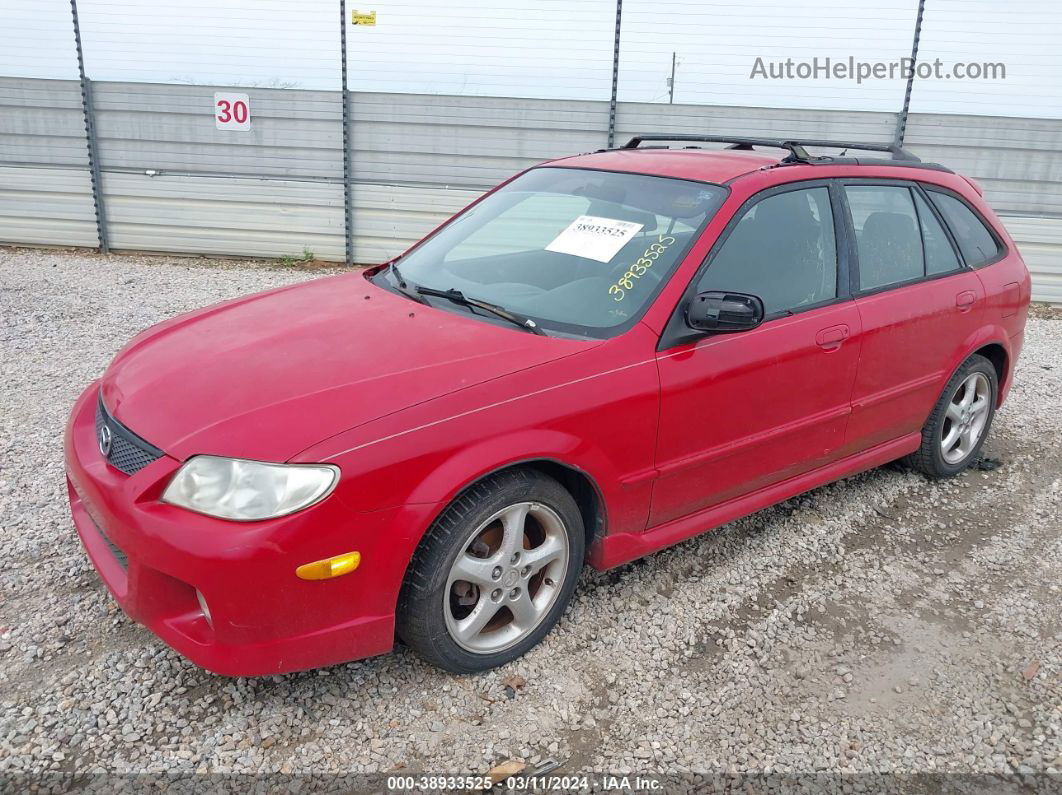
[{"left": 95, "top": 396, "right": 164, "bottom": 476}]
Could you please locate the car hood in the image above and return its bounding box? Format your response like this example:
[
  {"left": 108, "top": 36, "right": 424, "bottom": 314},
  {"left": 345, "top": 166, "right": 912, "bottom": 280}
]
[{"left": 100, "top": 272, "right": 594, "bottom": 462}]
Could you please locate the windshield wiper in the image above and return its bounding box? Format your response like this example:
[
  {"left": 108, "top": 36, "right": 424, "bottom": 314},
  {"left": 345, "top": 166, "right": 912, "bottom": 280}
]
[
  {"left": 414, "top": 286, "right": 546, "bottom": 336},
  {"left": 387, "top": 264, "right": 545, "bottom": 336},
  {"left": 388, "top": 262, "right": 428, "bottom": 305}
]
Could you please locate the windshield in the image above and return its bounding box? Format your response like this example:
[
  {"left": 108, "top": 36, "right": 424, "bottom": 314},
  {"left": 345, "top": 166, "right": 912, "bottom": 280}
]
[{"left": 377, "top": 167, "right": 728, "bottom": 338}]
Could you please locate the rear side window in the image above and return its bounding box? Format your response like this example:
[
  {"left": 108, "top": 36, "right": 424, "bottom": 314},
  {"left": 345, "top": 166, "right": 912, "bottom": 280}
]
[
  {"left": 927, "top": 191, "right": 1002, "bottom": 267},
  {"left": 845, "top": 185, "right": 924, "bottom": 290},
  {"left": 697, "top": 186, "right": 837, "bottom": 316},
  {"left": 913, "top": 191, "right": 962, "bottom": 275}
]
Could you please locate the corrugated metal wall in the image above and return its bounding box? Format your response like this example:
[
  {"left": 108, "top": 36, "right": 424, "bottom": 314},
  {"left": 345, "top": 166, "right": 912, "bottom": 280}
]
[
  {"left": 0, "top": 78, "right": 87, "bottom": 166},
  {"left": 0, "top": 166, "right": 98, "bottom": 248},
  {"left": 349, "top": 92, "right": 609, "bottom": 188},
  {"left": 0, "top": 77, "right": 97, "bottom": 247},
  {"left": 904, "top": 114, "right": 1062, "bottom": 216},
  {"left": 94, "top": 82, "right": 343, "bottom": 178},
  {"left": 904, "top": 112, "right": 1062, "bottom": 302},
  {"left": 614, "top": 103, "right": 898, "bottom": 145},
  {"left": 0, "top": 76, "right": 1059, "bottom": 301},
  {"left": 1003, "top": 217, "right": 1062, "bottom": 303},
  {"left": 101, "top": 173, "right": 343, "bottom": 260}
]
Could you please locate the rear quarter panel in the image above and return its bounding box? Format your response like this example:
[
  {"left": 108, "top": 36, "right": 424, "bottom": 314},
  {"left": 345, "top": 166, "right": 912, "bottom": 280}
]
[{"left": 954, "top": 184, "right": 1032, "bottom": 402}]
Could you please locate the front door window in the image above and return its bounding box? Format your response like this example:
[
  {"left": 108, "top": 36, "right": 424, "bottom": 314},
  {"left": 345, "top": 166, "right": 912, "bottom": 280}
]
[{"left": 696, "top": 186, "right": 838, "bottom": 315}]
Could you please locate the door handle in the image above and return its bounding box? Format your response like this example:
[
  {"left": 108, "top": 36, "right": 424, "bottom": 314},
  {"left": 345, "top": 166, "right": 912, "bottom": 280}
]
[
  {"left": 956, "top": 290, "right": 977, "bottom": 312},
  {"left": 816, "top": 324, "right": 850, "bottom": 351}
]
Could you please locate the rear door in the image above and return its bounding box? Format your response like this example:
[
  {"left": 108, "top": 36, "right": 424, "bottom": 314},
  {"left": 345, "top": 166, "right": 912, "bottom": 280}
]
[
  {"left": 650, "top": 182, "right": 862, "bottom": 527},
  {"left": 841, "top": 180, "right": 986, "bottom": 453}
]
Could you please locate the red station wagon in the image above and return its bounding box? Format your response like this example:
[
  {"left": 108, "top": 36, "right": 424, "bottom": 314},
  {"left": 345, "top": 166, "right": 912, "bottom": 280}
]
[{"left": 65, "top": 136, "right": 1031, "bottom": 675}]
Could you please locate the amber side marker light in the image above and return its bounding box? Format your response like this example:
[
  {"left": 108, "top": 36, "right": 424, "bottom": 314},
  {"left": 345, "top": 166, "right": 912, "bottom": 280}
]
[{"left": 296, "top": 551, "right": 361, "bottom": 581}]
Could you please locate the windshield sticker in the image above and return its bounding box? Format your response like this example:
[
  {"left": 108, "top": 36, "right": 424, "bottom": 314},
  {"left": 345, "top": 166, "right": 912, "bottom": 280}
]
[
  {"left": 545, "top": 215, "right": 644, "bottom": 263},
  {"left": 607, "top": 234, "right": 676, "bottom": 301}
]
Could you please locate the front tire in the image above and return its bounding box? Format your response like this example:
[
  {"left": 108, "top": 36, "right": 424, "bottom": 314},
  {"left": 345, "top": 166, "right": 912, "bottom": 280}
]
[
  {"left": 905, "top": 353, "right": 998, "bottom": 478},
  {"left": 396, "top": 469, "right": 585, "bottom": 673}
]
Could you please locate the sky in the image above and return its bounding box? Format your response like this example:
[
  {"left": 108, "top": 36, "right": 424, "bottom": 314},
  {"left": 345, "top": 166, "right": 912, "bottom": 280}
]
[{"left": 1, "top": 0, "right": 1060, "bottom": 118}]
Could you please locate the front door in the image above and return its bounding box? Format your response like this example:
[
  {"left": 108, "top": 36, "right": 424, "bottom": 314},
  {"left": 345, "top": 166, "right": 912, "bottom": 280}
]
[{"left": 650, "top": 183, "right": 861, "bottom": 527}]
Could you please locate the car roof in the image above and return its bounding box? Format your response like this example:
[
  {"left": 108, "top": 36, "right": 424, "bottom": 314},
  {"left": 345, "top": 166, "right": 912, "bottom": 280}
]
[
  {"left": 546, "top": 147, "right": 783, "bottom": 185},
  {"left": 544, "top": 146, "right": 955, "bottom": 187}
]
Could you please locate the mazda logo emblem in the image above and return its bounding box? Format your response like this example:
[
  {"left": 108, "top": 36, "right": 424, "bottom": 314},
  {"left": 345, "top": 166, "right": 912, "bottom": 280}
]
[{"left": 97, "top": 423, "right": 112, "bottom": 457}]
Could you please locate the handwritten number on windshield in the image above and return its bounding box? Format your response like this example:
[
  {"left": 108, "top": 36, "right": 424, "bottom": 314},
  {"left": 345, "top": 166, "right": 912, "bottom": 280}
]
[{"left": 608, "top": 234, "right": 676, "bottom": 301}]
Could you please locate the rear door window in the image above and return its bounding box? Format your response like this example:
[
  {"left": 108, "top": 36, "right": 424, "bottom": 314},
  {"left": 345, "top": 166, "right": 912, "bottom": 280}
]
[
  {"left": 845, "top": 185, "right": 924, "bottom": 291},
  {"left": 927, "top": 190, "right": 1002, "bottom": 267}
]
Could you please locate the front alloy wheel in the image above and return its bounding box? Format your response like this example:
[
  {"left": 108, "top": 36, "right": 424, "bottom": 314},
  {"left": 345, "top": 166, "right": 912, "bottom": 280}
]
[
  {"left": 444, "top": 502, "right": 569, "bottom": 654},
  {"left": 397, "top": 469, "right": 584, "bottom": 672}
]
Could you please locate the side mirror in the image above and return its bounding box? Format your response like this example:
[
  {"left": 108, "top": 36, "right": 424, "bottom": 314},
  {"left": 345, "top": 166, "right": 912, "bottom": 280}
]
[{"left": 685, "top": 291, "right": 765, "bottom": 333}]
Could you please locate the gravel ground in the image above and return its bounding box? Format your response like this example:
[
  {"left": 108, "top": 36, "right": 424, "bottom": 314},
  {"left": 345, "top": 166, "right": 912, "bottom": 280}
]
[{"left": 1, "top": 247, "right": 1060, "bottom": 791}]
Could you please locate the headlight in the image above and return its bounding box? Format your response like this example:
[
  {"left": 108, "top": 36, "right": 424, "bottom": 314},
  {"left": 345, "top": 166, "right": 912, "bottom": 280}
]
[{"left": 161, "top": 456, "right": 339, "bottom": 521}]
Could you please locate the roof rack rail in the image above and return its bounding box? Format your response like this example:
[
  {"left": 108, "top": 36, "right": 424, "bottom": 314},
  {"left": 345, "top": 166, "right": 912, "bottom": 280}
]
[{"left": 621, "top": 134, "right": 922, "bottom": 164}]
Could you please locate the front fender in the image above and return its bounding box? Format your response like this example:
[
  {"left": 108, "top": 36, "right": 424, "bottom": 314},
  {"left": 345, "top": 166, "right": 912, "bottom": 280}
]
[
  {"left": 399, "top": 430, "right": 607, "bottom": 508},
  {"left": 298, "top": 329, "right": 662, "bottom": 544}
]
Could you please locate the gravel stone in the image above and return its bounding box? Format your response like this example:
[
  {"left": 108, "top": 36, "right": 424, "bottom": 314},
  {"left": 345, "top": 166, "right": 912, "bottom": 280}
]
[{"left": 1, "top": 248, "right": 1060, "bottom": 784}]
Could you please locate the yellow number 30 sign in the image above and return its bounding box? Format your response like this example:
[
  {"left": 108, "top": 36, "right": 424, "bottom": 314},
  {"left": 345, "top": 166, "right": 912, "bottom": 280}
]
[{"left": 352, "top": 10, "right": 377, "bottom": 25}]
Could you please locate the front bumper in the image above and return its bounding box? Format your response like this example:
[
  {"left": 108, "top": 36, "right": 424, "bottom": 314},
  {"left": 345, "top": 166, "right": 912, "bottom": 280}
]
[{"left": 64, "top": 382, "right": 434, "bottom": 676}]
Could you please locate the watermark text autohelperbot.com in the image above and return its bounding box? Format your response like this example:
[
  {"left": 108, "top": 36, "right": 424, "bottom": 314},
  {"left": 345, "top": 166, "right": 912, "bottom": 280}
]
[{"left": 750, "top": 56, "right": 1006, "bottom": 83}]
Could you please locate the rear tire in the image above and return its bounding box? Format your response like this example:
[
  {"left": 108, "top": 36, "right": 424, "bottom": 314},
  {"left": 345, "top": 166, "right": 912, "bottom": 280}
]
[
  {"left": 904, "top": 353, "right": 997, "bottom": 478},
  {"left": 396, "top": 469, "right": 584, "bottom": 673}
]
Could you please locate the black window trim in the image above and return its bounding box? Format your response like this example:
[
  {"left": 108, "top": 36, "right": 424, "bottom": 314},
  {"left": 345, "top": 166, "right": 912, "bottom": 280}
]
[
  {"left": 911, "top": 186, "right": 938, "bottom": 275},
  {"left": 837, "top": 177, "right": 981, "bottom": 298},
  {"left": 658, "top": 177, "right": 852, "bottom": 351},
  {"left": 922, "top": 185, "right": 1008, "bottom": 270},
  {"left": 912, "top": 183, "right": 977, "bottom": 276}
]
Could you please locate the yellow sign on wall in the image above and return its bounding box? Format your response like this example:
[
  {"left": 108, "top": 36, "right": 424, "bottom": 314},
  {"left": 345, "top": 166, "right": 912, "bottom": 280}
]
[{"left": 352, "top": 10, "right": 377, "bottom": 26}]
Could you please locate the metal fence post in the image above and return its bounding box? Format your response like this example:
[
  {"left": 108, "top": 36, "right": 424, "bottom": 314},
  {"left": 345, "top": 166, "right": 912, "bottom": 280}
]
[
  {"left": 339, "top": 0, "right": 354, "bottom": 265},
  {"left": 895, "top": 0, "right": 926, "bottom": 146},
  {"left": 607, "top": 0, "right": 622, "bottom": 147},
  {"left": 70, "top": 0, "right": 108, "bottom": 253}
]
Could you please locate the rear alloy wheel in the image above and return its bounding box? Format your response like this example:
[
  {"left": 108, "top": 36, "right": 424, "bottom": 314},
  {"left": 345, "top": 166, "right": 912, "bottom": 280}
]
[
  {"left": 905, "top": 354, "right": 998, "bottom": 478},
  {"left": 940, "top": 371, "right": 992, "bottom": 465},
  {"left": 397, "top": 469, "right": 584, "bottom": 672}
]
